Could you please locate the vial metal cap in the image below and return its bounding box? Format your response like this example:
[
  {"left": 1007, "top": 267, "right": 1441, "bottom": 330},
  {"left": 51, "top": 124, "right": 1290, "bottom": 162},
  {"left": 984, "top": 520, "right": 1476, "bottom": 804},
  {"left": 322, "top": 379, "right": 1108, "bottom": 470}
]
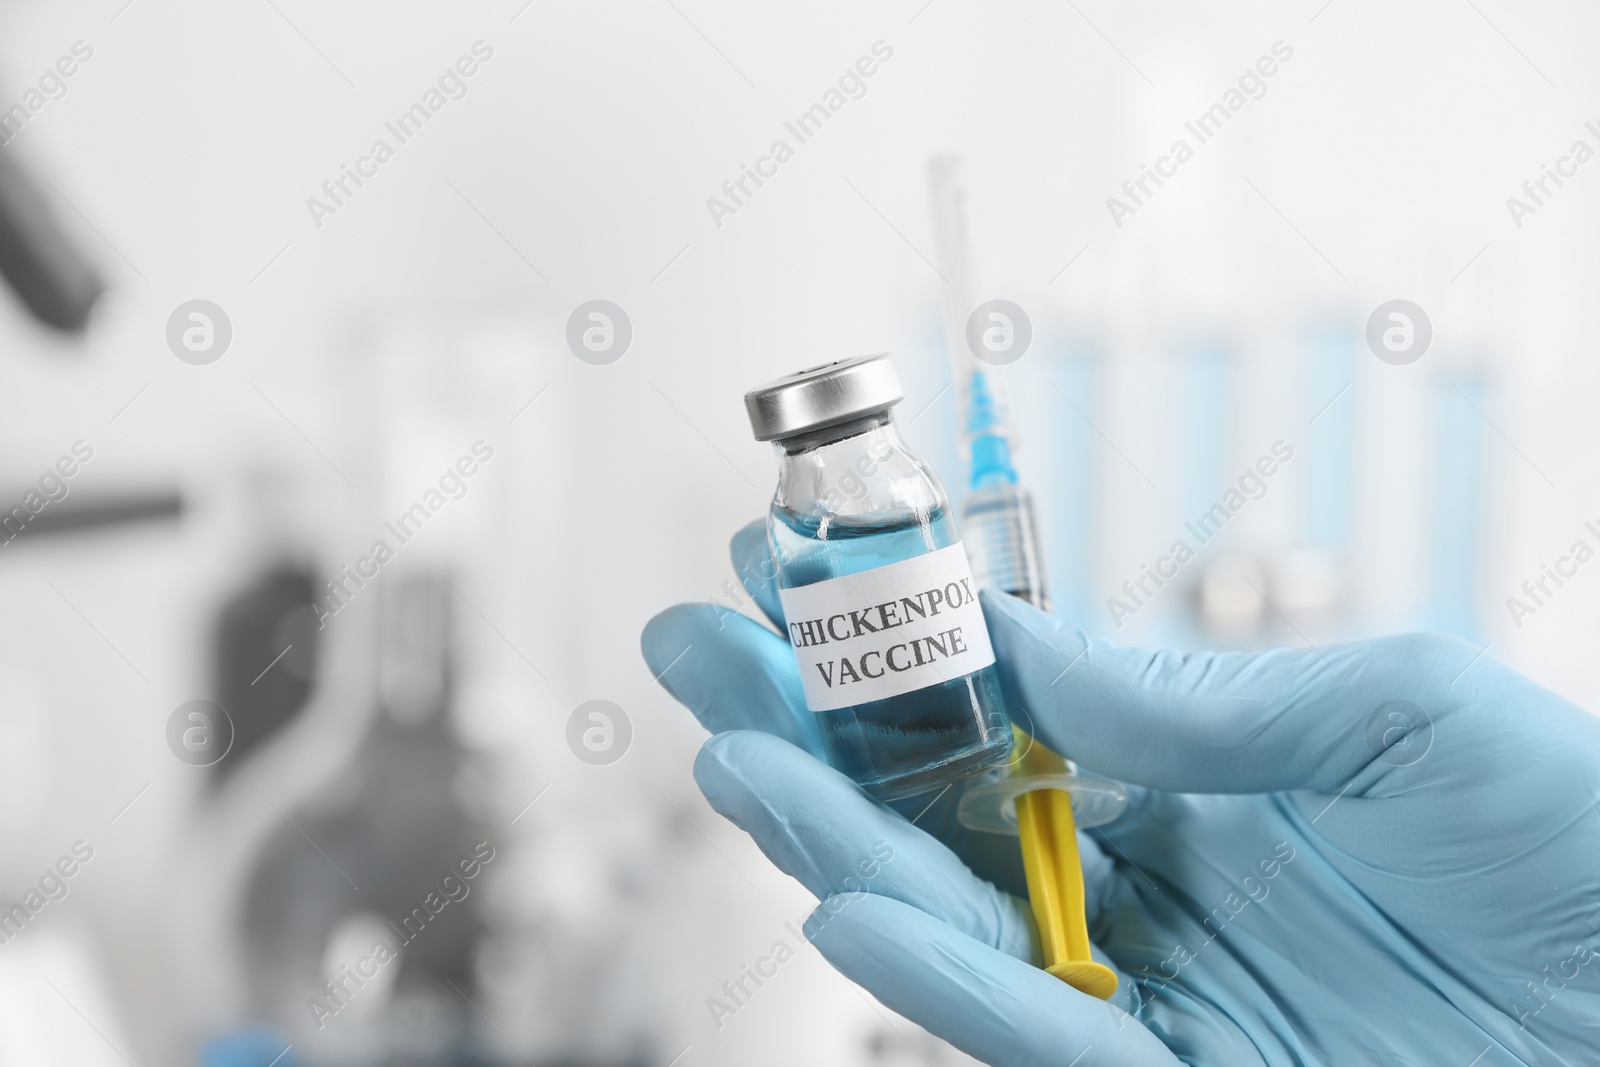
[{"left": 744, "top": 353, "right": 905, "bottom": 442}]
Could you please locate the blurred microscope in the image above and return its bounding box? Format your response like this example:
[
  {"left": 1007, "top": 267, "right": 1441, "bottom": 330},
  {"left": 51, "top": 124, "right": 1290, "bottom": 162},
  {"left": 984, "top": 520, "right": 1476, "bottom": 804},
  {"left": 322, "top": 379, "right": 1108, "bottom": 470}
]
[
  {"left": 217, "top": 569, "right": 494, "bottom": 1065},
  {"left": 0, "top": 134, "right": 185, "bottom": 537},
  {"left": 0, "top": 147, "right": 101, "bottom": 333},
  {"left": 179, "top": 313, "right": 684, "bottom": 1067}
]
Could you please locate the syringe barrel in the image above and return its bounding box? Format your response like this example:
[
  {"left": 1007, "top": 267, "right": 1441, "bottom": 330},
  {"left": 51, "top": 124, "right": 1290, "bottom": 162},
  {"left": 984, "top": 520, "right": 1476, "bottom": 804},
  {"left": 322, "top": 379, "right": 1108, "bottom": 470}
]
[{"left": 962, "top": 482, "right": 1050, "bottom": 612}]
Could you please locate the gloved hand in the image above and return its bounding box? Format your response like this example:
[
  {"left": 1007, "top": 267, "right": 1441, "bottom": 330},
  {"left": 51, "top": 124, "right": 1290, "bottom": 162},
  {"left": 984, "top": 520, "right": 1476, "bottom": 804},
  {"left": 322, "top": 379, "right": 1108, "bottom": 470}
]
[{"left": 641, "top": 520, "right": 1600, "bottom": 1067}]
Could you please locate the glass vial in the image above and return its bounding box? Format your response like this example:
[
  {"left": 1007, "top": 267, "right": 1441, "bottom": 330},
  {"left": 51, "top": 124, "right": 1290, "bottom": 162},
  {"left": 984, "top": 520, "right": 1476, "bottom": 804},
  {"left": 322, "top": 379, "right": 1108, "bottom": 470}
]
[{"left": 744, "top": 354, "right": 1012, "bottom": 800}]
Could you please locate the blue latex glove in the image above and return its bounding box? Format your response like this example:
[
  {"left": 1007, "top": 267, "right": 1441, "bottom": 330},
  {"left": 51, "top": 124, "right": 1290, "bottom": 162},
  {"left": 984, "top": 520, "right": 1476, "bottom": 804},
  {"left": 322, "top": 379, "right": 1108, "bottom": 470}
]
[{"left": 641, "top": 521, "right": 1600, "bottom": 1066}]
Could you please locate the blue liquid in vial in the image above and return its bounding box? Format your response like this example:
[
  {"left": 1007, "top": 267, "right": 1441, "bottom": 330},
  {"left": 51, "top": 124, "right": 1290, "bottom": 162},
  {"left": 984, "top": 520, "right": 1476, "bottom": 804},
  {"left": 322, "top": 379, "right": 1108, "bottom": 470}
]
[{"left": 772, "top": 503, "right": 1012, "bottom": 800}]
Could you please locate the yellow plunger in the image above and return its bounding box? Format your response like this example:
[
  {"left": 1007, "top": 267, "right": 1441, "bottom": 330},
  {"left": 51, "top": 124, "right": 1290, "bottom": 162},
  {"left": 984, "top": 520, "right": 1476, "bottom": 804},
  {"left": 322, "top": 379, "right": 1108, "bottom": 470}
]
[{"left": 1010, "top": 725, "right": 1118, "bottom": 998}]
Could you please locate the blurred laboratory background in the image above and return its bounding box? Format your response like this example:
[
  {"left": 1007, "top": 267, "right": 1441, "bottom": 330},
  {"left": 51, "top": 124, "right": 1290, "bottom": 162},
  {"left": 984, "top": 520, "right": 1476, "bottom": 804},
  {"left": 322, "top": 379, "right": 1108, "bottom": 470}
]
[{"left": 0, "top": 0, "right": 1597, "bottom": 1063}]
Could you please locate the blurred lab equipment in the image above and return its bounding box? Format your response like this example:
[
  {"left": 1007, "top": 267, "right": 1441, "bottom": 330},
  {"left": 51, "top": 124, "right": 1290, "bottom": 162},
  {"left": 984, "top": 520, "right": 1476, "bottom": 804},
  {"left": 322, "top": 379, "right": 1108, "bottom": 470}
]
[
  {"left": 209, "top": 562, "right": 319, "bottom": 781},
  {"left": 235, "top": 571, "right": 493, "bottom": 1065},
  {"left": 0, "top": 149, "right": 102, "bottom": 331}
]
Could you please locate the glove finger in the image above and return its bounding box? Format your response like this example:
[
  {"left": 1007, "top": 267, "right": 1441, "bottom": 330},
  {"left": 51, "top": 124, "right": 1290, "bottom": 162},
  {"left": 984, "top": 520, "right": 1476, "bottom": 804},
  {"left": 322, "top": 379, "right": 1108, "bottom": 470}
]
[
  {"left": 883, "top": 780, "right": 1030, "bottom": 899},
  {"left": 730, "top": 518, "right": 786, "bottom": 630},
  {"left": 641, "top": 603, "right": 824, "bottom": 758},
  {"left": 982, "top": 590, "right": 1470, "bottom": 796},
  {"left": 804, "top": 893, "right": 1181, "bottom": 1067},
  {"left": 696, "top": 730, "right": 1038, "bottom": 961},
  {"left": 701, "top": 731, "right": 1126, "bottom": 940}
]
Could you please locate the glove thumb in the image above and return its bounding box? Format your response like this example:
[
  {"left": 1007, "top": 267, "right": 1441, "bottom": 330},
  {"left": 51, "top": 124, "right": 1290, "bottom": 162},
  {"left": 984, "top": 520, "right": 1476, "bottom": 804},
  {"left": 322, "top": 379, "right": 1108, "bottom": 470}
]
[{"left": 981, "top": 589, "right": 1465, "bottom": 795}]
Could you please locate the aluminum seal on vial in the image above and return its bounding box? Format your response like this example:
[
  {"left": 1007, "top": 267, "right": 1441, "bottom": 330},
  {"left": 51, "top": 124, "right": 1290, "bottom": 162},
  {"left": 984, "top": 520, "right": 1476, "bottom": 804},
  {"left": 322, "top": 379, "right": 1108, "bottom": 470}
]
[{"left": 743, "top": 353, "right": 905, "bottom": 442}]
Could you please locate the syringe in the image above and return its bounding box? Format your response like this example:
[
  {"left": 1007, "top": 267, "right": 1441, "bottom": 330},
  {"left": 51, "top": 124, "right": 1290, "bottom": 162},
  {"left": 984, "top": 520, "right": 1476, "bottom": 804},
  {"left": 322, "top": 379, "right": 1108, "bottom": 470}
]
[
  {"left": 926, "top": 157, "right": 1051, "bottom": 608},
  {"left": 927, "top": 156, "right": 1119, "bottom": 1000}
]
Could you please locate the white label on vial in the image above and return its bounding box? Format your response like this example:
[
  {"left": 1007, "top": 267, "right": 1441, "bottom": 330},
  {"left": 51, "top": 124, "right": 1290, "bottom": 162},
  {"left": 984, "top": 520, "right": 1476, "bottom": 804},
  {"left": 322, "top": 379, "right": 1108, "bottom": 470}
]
[{"left": 777, "top": 542, "right": 996, "bottom": 712}]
